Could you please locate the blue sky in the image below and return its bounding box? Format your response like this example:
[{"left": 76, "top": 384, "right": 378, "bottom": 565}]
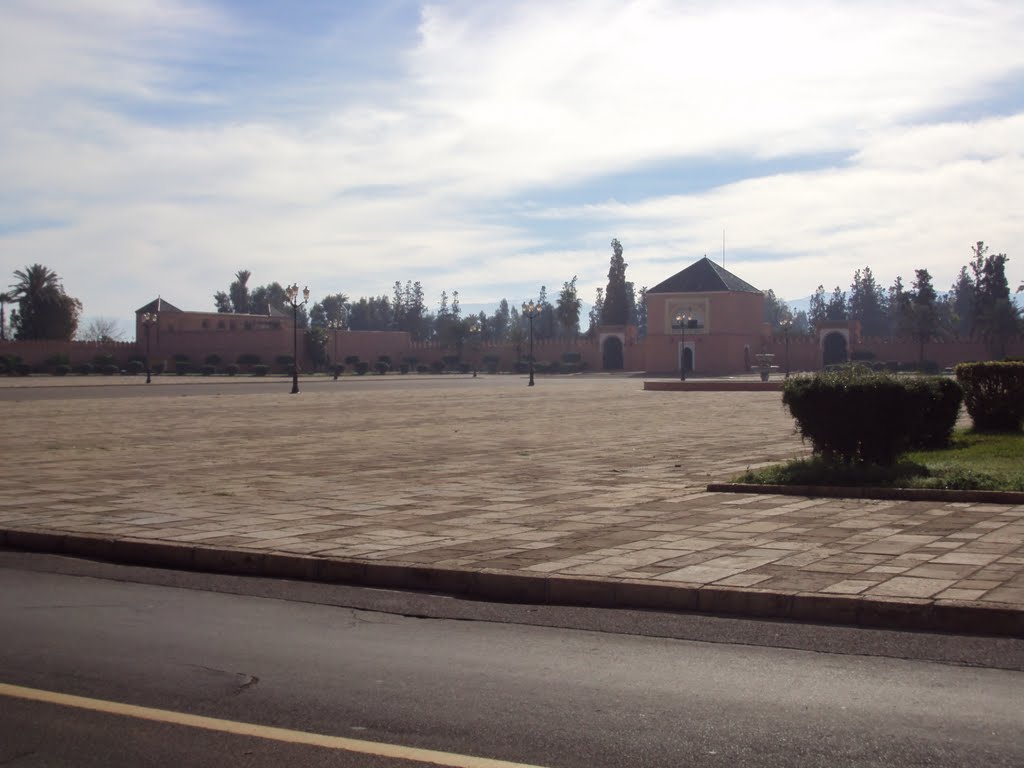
[{"left": 1, "top": 0, "right": 1022, "bottom": 336}]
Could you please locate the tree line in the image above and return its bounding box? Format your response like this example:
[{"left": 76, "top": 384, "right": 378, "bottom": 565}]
[
  {"left": 763, "top": 241, "right": 1021, "bottom": 354},
  {"left": 7, "top": 239, "right": 1015, "bottom": 348},
  {"left": 211, "top": 239, "right": 650, "bottom": 347}
]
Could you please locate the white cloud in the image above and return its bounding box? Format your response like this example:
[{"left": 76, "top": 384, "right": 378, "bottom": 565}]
[{"left": 0, "top": 0, "right": 1022, "bottom": 331}]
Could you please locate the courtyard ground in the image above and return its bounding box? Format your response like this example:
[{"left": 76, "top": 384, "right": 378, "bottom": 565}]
[{"left": 1, "top": 374, "right": 1022, "bottom": 634}]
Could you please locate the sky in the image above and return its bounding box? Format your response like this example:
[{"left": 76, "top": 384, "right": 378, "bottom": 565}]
[{"left": 1, "top": 0, "right": 1022, "bottom": 337}]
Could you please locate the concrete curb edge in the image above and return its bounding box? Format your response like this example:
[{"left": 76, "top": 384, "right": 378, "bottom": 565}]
[
  {"left": 3, "top": 527, "right": 1021, "bottom": 638},
  {"left": 707, "top": 482, "right": 1024, "bottom": 505}
]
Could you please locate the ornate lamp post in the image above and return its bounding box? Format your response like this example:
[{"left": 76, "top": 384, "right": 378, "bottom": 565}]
[
  {"left": 140, "top": 312, "right": 157, "bottom": 384},
  {"left": 674, "top": 311, "right": 691, "bottom": 381},
  {"left": 781, "top": 316, "right": 793, "bottom": 379},
  {"left": 469, "top": 322, "right": 481, "bottom": 378},
  {"left": 327, "top": 318, "right": 343, "bottom": 380},
  {"left": 522, "top": 300, "right": 541, "bottom": 387},
  {"left": 284, "top": 284, "right": 310, "bottom": 394}
]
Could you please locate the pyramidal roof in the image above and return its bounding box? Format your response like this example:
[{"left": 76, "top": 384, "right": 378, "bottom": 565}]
[
  {"left": 135, "top": 297, "right": 183, "bottom": 313},
  {"left": 647, "top": 256, "right": 761, "bottom": 294}
]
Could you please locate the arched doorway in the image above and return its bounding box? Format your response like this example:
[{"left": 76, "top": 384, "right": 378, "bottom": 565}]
[
  {"left": 681, "top": 346, "right": 694, "bottom": 374},
  {"left": 823, "top": 332, "right": 848, "bottom": 366},
  {"left": 602, "top": 336, "right": 624, "bottom": 370}
]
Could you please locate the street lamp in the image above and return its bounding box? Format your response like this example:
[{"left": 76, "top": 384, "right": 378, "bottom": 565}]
[
  {"left": 674, "top": 311, "right": 691, "bottom": 381},
  {"left": 522, "top": 300, "right": 541, "bottom": 387},
  {"left": 284, "top": 283, "right": 310, "bottom": 394},
  {"left": 327, "top": 318, "right": 343, "bottom": 380},
  {"left": 781, "top": 316, "right": 793, "bottom": 379},
  {"left": 140, "top": 312, "right": 157, "bottom": 384},
  {"left": 469, "top": 322, "right": 481, "bottom": 378}
]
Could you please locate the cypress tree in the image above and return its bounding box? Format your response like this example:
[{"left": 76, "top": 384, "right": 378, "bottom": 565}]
[{"left": 601, "top": 239, "right": 630, "bottom": 325}]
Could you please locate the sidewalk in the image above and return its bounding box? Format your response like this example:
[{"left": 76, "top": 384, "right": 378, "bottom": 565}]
[{"left": 2, "top": 376, "right": 1022, "bottom": 635}]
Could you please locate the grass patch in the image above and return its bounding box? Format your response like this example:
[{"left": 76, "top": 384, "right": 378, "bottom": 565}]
[{"left": 737, "top": 429, "right": 1024, "bottom": 492}]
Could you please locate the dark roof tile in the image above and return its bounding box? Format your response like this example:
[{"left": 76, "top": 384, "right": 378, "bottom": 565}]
[{"left": 647, "top": 256, "right": 761, "bottom": 294}]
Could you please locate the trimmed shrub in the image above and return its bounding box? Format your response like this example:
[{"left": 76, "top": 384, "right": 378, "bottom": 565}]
[
  {"left": 54, "top": 364, "right": 71, "bottom": 376},
  {"left": 205, "top": 354, "right": 222, "bottom": 365},
  {"left": 125, "top": 360, "right": 144, "bottom": 375},
  {"left": 356, "top": 361, "right": 370, "bottom": 375},
  {"left": 417, "top": 364, "right": 429, "bottom": 374},
  {"left": 237, "top": 353, "right": 261, "bottom": 366},
  {"left": 46, "top": 353, "right": 71, "bottom": 368},
  {"left": 402, "top": 356, "right": 418, "bottom": 367},
  {"left": 175, "top": 361, "right": 189, "bottom": 375},
  {"left": 375, "top": 361, "right": 389, "bottom": 375},
  {"left": 562, "top": 352, "right": 582, "bottom": 364},
  {"left": 225, "top": 363, "right": 239, "bottom": 376},
  {"left": 102, "top": 364, "right": 119, "bottom": 376},
  {"left": 901, "top": 377, "right": 963, "bottom": 449},
  {"left": 344, "top": 355, "right": 360, "bottom": 366},
  {"left": 276, "top": 354, "right": 294, "bottom": 370},
  {"left": 399, "top": 363, "right": 410, "bottom": 374},
  {"left": 251, "top": 364, "right": 269, "bottom": 376},
  {"left": 76, "top": 363, "right": 94, "bottom": 375},
  {"left": 378, "top": 355, "right": 392, "bottom": 366},
  {"left": 152, "top": 362, "right": 165, "bottom": 375},
  {"left": 782, "top": 368, "right": 962, "bottom": 465},
  {"left": 430, "top": 360, "right": 445, "bottom": 374},
  {"left": 93, "top": 352, "right": 115, "bottom": 368},
  {"left": 201, "top": 364, "right": 216, "bottom": 376},
  {"left": 15, "top": 363, "right": 31, "bottom": 376},
  {"left": 955, "top": 361, "right": 1024, "bottom": 432}
]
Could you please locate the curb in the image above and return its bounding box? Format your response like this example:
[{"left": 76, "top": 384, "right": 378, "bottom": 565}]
[
  {"left": 644, "top": 381, "right": 783, "bottom": 392},
  {"left": 3, "top": 527, "right": 1021, "bottom": 638},
  {"left": 707, "top": 482, "right": 1024, "bottom": 505}
]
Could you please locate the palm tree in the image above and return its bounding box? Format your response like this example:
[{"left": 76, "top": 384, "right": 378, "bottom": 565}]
[
  {"left": 9, "top": 264, "right": 80, "bottom": 339},
  {"left": 230, "top": 270, "right": 252, "bottom": 313}
]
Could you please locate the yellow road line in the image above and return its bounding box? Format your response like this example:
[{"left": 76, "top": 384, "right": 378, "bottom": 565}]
[{"left": 0, "top": 682, "right": 550, "bottom": 768}]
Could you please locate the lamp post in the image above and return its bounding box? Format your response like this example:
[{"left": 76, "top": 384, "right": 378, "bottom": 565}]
[
  {"left": 469, "top": 322, "right": 481, "bottom": 378},
  {"left": 781, "top": 317, "right": 792, "bottom": 379},
  {"left": 141, "top": 312, "right": 157, "bottom": 384},
  {"left": 522, "top": 300, "right": 541, "bottom": 387},
  {"left": 284, "top": 283, "right": 310, "bottom": 394},
  {"left": 327, "top": 318, "right": 342, "bottom": 380},
  {"left": 674, "top": 311, "right": 691, "bottom": 381}
]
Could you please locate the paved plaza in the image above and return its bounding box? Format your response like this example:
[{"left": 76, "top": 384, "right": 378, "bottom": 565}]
[{"left": 2, "top": 374, "right": 1023, "bottom": 632}]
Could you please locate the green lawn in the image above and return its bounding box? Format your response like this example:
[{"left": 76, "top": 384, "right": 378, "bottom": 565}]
[{"left": 736, "top": 429, "right": 1024, "bottom": 492}]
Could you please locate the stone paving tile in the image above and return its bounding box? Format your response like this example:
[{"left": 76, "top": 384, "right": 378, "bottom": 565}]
[{"left": 2, "top": 377, "right": 1023, "bottom": 615}]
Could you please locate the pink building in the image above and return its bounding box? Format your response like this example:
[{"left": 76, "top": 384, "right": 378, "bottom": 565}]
[{"left": 641, "top": 256, "right": 765, "bottom": 376}]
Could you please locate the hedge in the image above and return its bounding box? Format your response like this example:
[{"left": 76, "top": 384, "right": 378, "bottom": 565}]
[
  {"left": 955, "top": 361, "right": 1024, "bottom": 432},
  {"left": 782, "top": 367, "right": 962, "bottom": 465}
]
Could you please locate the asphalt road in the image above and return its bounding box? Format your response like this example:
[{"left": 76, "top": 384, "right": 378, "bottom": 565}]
[{"left": 1, "top": 553, "right": 1022, "bottom": 767}]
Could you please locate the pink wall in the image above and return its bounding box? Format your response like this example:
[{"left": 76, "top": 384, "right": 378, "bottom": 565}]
[{"left": 0, "top": 339, "right": 138, "bottom": 369}]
